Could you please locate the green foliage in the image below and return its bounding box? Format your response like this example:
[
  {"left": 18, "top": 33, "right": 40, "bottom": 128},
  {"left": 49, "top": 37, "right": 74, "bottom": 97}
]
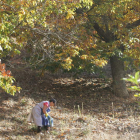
[
  {"left": 123, "top": 71, "right": 140, "bottom": 85},
  {"left": 0, "top": 61, "right": 21, "bottom": 95},
  {"left": 0, "top": 73, "right": 21, "bottom": 95},
  {"left": 123, "top": 71, "right": 140, "bottom": 97}
]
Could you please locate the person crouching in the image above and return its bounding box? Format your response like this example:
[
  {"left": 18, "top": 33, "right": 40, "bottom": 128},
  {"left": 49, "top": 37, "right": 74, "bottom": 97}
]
[{"left": 27, "top": 98, "right": 56, "bottom": 133}]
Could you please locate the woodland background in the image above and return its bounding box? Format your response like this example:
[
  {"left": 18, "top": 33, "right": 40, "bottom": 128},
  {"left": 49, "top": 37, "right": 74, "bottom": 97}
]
[{"left": 0, "top": 0, "right": 140, "bottom": 139}]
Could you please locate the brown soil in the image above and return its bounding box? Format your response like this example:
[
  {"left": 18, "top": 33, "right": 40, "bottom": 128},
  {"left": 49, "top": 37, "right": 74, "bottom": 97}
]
[{"left": 0, "top": 63, "right": 140, "bottom": 140}]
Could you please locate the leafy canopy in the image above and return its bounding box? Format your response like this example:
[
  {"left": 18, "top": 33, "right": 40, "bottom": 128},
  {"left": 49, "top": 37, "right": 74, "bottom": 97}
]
[
  {"left": 0, "top": 0, "right": 96, "bottom": 93},
  {"left": 0, "top": 0, "right": 140, "bottom": 93},
  {"left": 1, "top": 0, "right": 103, "bottom": 71}
]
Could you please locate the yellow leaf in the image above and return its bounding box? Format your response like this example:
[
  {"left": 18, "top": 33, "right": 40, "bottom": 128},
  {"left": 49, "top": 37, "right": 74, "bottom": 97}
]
[
  {"left": 134, "top": 94, "right": 138, "bottom": 97},
  {"left": 66, "top": 10, "right": 74, "bottom": 19},
  {"left": 81, "top": 55, "right": 88, "bottom": 59}
]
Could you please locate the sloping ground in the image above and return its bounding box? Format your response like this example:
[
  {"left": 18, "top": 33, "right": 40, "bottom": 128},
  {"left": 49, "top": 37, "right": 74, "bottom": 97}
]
[{"left": 0, "top": 65, "right": 140, "bottom": 140}]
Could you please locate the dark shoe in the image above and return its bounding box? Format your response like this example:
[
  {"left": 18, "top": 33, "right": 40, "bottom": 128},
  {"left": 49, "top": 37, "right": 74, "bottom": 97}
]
[
  {"left": 44, "top": 125, "right": 49, "bottom": 131},
  {"left": 37, "top": 126, "right": 41, "bottom": 133}
]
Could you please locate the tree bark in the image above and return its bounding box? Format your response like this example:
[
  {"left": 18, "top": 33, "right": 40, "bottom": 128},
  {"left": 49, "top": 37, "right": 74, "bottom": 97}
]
[{"left": 110, "top": 55, "right": 129, "bottom": 97}]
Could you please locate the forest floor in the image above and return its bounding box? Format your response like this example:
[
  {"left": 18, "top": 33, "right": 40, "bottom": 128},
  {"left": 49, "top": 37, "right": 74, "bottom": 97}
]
[{"left": 0, "top": 62, "right": 140, "bottom": 140}]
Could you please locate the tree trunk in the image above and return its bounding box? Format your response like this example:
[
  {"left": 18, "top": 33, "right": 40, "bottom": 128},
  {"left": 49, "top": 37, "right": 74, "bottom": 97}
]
[{"left": 110, "top": 55, "right": 129, "bottom": 97}]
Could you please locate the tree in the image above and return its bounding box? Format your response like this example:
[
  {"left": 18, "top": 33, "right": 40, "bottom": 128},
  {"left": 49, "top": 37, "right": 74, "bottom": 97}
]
[
  {"left": 0, "top": 0, "right": 95, "bottom": 92},
  {"left": 85, "top": 0, "right": 140, "bottom": 97},
  {"left": 1, "top": 0, "right": 140, "bottom": 97},
  {"left": 1, "top": 0, "right": 104, "bottom": 72}
]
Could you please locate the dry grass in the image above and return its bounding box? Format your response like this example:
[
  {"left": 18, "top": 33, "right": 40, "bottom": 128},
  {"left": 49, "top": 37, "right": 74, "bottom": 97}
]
[
  {"left": 0, "top": 67, "right": 140, "bottom": 140},
  {"left": 0, "top": 94, "right": 140, "bottom": 140}
]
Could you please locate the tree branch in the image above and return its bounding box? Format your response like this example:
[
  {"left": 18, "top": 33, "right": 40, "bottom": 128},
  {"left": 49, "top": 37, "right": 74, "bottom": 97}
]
[
  {"left": 126, "top": 19, "right": 140, "bottom": 29},
  {"left": 87, "top": 15, "right": 107, "bottom": 41},
  {"left": 93, "top": 22, "right": 107, "bottom": 41}
]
